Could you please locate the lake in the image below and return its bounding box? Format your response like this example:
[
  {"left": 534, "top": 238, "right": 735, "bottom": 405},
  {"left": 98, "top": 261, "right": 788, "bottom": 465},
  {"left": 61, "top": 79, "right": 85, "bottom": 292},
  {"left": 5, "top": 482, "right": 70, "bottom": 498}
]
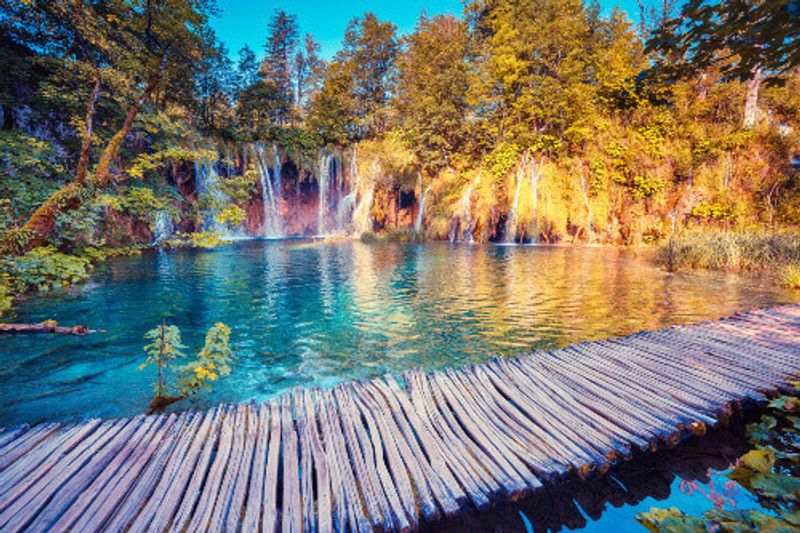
[{"left": 1, "top": 240, "right": 796, "bottom": 427}]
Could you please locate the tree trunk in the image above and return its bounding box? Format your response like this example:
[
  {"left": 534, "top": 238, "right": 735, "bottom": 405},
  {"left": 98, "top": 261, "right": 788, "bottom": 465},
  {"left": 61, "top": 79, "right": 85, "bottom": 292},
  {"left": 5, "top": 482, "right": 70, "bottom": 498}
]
[
  {"left": 0, "top": 56, "right": 167, "bottom": 256},
  {"left": 0, "top": 322, "right": 98, "bottom": 335},
  {"left": 742, "top": 66, "right": 762, "bottom": 130}
]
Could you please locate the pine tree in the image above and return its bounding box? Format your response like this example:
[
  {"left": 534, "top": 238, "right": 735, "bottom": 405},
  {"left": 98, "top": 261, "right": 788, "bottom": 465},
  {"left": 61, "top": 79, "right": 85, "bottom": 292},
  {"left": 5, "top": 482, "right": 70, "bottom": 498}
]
[{"left": 261, "top": 10, "right": 299, "bottom": 126}]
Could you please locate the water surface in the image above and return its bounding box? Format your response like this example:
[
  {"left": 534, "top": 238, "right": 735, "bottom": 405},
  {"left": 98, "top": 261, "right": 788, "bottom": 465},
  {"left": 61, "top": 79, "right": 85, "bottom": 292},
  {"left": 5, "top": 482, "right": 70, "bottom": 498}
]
[{"left": 1, "top": 240, "right": 796, "bottom": 426}]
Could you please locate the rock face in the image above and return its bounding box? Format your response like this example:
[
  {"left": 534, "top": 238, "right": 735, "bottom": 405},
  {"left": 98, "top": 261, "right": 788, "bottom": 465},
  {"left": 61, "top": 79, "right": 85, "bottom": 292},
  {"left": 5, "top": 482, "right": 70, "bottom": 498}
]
[
  {"left": 103, "top": 208, "right": 152, "bottom": 245},
  {"left": 243, "top": 160, "right": 322, "bottom": 237},
  {"left": 169, "top": 160, "right": 200, "bottom": 234}
]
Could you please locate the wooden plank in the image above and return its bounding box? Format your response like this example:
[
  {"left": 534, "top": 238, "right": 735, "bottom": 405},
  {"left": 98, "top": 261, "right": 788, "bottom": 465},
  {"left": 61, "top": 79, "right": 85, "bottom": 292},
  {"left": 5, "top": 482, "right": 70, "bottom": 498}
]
[
  {"left": 0, "top": 426, "right": 29, "bottom": 453},
  {"left": 333, "top": 384, "right": 390, "bottom": 529},
  {"left": 294, "top": 390, "right": 317, "bottom": 533},
  {"left": 350, "top": 388, "right": 412, "bottom": 531},
  {"left": 318, "top": 388, "right": 371, "bottom": 532},
  {"left": 0, "top": 423, "right": 60, "bottom": 471},
  {"left": 0, "top": 421, "right": 104, "bottom": 513},
  {"left": 429, "top": 371, "right": 535, "bottom": 494},
  {"left": 446, "top": 369, "right": 571, "bottom": 479},
  {"left": 564, "top": 344, "right": 717, "bottom": 427},
  {"left": 51, "top": 414, "right": 168, "bottom": 530},
  {"left": 282, "top": 394, "right": 303, "bottom": 533},
  {"left": 20, "top": 416, "right": 145, "bottom": 531},
  {"left": 225, "top": 403, "right": 259, "bottom": 533},
  {"left": 242, "top": 403, "right": 269, "bottom": 532},
  {"left": 303, "top": 389, "right": 333, "bottom": 533},
  {"left": 208, "top": 404, "right": 249, "bottom": 533},
  {"left": 61, "top": 414, "right": 183, "bottom": 531},
  {"left": 0, "top": 419, "right": 124, "bottom": 529},
  {"left": 186, "top": 404, "right": 236, "bottom": 532},
  {"left": 404, "top": 369, "right": 495, "bottom": 508},
  {"left": 500, "top": 358, "right": 647, "bottom": 453},
  {"left": 377, "top": 375, "right": 469, "bottom": 509},
  {"left": 120, "top": 410, "right": 205, "bottom": 532},
  {"left": 262, "top": 401, "right": 282, "bottom": 533},
  {"left": 167, "top": 406, "right": 226, "bottom": 532},
  {"left": 367, "top": 378, "right": 463, "bottom": 517},
  {"left": 474, "top": 361, "right": 611, "bottom": 473},
  {"left": 0, "top": 423, "right": 87, "bottom": 493}
]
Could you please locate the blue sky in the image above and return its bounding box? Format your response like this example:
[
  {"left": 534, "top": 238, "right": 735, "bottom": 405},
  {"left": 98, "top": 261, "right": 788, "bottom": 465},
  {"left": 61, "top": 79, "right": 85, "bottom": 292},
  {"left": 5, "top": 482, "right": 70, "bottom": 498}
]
[{"left": 211, "top": 0, "right": 653, "bottom": 61}]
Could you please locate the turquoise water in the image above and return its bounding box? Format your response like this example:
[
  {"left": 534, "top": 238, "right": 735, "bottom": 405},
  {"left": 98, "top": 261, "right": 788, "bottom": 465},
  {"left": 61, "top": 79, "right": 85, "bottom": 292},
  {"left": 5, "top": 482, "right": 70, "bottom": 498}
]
[{"left": 1, "top": 240, "right": 797, "bottom": 427}]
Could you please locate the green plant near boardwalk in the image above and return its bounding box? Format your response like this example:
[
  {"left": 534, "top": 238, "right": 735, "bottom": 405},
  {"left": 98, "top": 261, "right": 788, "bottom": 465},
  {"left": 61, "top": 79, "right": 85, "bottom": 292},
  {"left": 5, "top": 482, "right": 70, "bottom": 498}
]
[
  {"left": 139, "top": 322, "right": 233, "bottom": 412},
  {"left": 637, "top": 384, "right": 800, "bottom": 532}
]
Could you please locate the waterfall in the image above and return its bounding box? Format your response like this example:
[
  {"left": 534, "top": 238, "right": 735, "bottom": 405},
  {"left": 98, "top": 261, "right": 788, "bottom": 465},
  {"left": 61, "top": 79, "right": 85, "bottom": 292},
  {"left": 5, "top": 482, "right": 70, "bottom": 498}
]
[
  {"left": 529, "top": 158, "right": 540, "bottom": 243},
  {"left": 506, "top": 160, "right": 525, "bottom": 243},
  {"left": 414, "top": 184, "right": 431, "bottom": 233},
  {"left": 152, "top": 210, "right": 173, "bottom": 243},
  {"left": 461, "top": 183, "right": 474, "bottom": 242},
  {"left": 272, "top": 143, "right": 282, "bottom": 209},
  {"left": 254, "top": 142, "right": 283, "bottom": 237},
  {"left": 352, "top": 159, "right": 378, "bottom": 234},
  {"left": 317, "top": 152, "right": 332, "bottom": 234},
  {"left": 336, "top": 147, "right": 360, "bottom": 232},
  {"left": 194, "top": 158, "right": 230, "bottom": 236}
]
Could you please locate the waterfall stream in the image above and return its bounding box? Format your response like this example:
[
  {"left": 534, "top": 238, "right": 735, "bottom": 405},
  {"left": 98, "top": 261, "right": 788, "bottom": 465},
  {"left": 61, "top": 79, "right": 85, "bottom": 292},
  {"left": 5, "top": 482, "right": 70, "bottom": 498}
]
[{"left": 254, "top": 142, "right": 284, "bottom": 238}]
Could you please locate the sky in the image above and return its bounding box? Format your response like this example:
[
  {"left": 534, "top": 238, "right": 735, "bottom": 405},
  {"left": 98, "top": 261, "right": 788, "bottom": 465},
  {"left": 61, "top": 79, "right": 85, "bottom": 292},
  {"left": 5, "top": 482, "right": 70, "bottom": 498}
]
[{"left": 210, "top": 0, "right": 653, "bottom": 61}]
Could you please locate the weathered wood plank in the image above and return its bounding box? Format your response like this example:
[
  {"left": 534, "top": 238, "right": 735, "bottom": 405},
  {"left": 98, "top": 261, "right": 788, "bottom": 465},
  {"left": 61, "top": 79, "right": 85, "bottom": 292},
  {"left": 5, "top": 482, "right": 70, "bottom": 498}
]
[{"left": 120, "top": 411, "right": 204, "bottom": 532}]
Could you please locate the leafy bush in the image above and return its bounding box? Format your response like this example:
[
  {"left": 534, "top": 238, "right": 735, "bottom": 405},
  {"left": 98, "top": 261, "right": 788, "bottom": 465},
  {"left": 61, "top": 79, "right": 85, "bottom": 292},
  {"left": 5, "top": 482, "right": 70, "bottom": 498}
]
[
  {"left": 691, "top": 200, "right": 737, "bottom": 222},
  {"left": 3, "top": 246, "right": 92, "bottom": 293},
  {"left": 215, "top": 205, "right": 246, "bottom": 228}
]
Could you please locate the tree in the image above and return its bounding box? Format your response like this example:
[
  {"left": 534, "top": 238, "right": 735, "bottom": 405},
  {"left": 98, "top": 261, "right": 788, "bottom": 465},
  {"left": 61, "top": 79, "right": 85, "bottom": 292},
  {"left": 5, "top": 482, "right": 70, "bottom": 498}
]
[
  {"left": 294, "top": 34, "right": 326, "bottom": 114},
  {"left": 648, "top": 0, "right": 800, "bottom": 129},
  {"left": 260, "top": 10, "right": 299, "bottom": 126},
  {"left": 465, "top": 0, "right": 598, "bottom": 149},
  {"left": 396, "top": 15, "right": 469, "bottom": 172},
  {"left": 236, "top": 45, "right": 260, "bottom": 90},
  {"left": 0, "top": 0, "right": 215, "bottom": 256}
]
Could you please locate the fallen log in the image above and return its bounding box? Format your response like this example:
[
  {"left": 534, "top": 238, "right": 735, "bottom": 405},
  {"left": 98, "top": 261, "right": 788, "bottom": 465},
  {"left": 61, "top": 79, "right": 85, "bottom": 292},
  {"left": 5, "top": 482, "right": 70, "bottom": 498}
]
[{"left": 0, "top": 321, "right": 99, "bottom": 335}]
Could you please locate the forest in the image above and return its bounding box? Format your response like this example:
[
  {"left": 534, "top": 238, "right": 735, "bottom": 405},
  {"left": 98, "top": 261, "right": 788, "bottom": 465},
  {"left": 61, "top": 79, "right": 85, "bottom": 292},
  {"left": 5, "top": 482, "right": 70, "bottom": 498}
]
[{"left": 1, "top": 0, "right": 799, "bottom": 310}]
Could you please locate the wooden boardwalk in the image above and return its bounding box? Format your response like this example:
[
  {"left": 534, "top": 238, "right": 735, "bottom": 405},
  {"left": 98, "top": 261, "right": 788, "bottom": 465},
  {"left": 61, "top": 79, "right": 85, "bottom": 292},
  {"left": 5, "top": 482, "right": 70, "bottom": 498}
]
[{"left": 0, "top": 306, "right": 799, "bottom": 532}]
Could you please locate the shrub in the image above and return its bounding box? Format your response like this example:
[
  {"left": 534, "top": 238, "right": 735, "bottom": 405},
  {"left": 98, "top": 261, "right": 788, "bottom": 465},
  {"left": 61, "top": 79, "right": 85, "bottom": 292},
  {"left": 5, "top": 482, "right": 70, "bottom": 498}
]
[
  {"left": 139, "top": 322, "right": 233, "bottom": 412},
  {"left": 3, "top": 246, "right": 93, "bottom": 293}
]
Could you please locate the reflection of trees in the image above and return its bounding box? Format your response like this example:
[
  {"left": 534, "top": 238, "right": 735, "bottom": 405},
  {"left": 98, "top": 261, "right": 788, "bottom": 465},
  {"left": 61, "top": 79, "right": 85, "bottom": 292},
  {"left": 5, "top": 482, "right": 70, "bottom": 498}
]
[{"left": 428, "top": 422, "right": 753, "bottom": 532}]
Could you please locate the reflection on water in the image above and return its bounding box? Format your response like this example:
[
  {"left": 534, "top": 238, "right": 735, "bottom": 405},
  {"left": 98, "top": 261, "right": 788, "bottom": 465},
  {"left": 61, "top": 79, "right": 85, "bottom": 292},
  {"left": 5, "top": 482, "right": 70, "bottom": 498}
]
[
  {"left": 0, "top": 240, "right": 797, "bottom": 426},
  {"left": 428, "top": 415, "right": 759, "bottom": 533}
]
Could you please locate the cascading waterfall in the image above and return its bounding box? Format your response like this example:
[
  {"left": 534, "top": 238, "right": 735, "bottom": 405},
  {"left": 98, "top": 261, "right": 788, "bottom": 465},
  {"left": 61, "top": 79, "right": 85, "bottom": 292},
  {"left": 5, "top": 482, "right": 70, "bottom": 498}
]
[
  {"left": 317, "top": 152, "right": 332, "bottom": 234},
  {"left": 317, "top": 148, "right": 349, "bottom": 235},
  {"left": 195, "top": 158, "right": 231, "bottom": 236},
  {"left": 336, "top": 147, "right": 360, "bottom": 232},
  {"left": 506, "top": 160, "right": 525, "bottom": 243},
  {"left": 461, "top": 183, "right": 474, "bottom": 242},
  {"left": 152, "top": 210, "right": 174, "bottom": 243},
  {"left": 254, "top": 142, "right": 284, "bottom": 237},
  {"left": 414, "top": 181, "right": 431, "bottom": 233},
  {"left": 352, "top": 158, "right": 378, "bottom": 234},
  {"left": 529, "top": 158, "right": 540, "bottom": 243}
]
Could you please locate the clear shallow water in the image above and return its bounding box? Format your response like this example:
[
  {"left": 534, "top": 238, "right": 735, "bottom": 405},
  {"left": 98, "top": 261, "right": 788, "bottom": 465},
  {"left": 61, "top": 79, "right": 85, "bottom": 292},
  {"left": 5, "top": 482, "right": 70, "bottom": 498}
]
[{"left": 1, "top": 240, "right": 797, "bottom": 427}]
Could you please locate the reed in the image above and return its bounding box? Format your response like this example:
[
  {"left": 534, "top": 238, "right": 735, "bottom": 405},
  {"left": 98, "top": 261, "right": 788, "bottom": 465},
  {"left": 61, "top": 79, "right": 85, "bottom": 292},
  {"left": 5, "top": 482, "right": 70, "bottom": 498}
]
[{"left": 658, "top": 232, "right": 800, "bottom": 272}]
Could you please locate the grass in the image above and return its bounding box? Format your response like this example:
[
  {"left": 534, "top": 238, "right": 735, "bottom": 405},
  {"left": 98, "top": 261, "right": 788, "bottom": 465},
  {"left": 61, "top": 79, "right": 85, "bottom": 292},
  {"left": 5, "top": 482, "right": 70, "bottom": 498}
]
[
  {"left": 781, "top": 264, "right": 800, "bottom": 289},
  {"left": 658, "top": 231, "right": 800, "bottom": 272}
]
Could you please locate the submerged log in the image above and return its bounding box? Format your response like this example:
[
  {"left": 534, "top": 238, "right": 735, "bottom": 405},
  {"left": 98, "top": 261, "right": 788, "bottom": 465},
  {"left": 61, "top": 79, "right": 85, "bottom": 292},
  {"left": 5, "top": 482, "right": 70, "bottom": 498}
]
[{"left": 0, "top": 321, "right": 99, "bottom": 335}]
